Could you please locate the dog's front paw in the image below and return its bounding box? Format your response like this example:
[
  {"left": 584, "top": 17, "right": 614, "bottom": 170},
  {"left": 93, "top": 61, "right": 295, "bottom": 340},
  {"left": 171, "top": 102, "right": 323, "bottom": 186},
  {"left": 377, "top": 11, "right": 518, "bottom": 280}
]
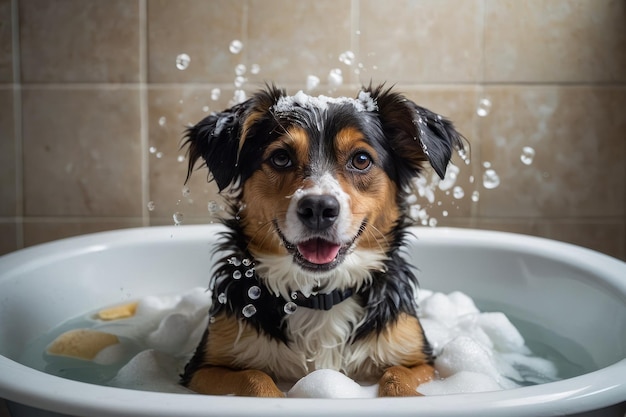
[
  {"left": 239, "top": 370, "right": 286, "bottom": 398},
  {"left": 377, "top": 366, "right": 425, "bottom": 397}
]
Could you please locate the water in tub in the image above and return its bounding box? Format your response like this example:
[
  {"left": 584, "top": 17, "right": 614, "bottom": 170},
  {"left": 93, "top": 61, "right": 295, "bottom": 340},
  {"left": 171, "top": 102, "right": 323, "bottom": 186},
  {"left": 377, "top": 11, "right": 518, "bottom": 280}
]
[{"left": 18, "top": 286, "right": 586, "bottom": 397}]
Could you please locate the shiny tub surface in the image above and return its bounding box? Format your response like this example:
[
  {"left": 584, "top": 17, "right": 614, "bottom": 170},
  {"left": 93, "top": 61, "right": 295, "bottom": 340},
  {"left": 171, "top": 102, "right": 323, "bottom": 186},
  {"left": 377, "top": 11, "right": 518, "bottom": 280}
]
[{"left": 0, "top": 226, "right": 625, "bottom": 417}]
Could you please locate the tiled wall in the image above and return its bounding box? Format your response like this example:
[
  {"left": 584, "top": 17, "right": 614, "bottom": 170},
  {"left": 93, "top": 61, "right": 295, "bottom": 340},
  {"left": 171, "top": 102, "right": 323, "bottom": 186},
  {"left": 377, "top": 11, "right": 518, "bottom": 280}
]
[{"left": 0, "top": 0, "right": 625, "bottom": 260}]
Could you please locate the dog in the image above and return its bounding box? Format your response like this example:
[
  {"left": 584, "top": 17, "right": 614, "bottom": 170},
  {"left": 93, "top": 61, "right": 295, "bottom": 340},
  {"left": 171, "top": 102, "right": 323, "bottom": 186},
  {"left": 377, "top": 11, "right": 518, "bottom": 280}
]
[{"left": 180, "top": 84, "right": 464, "bottom": 397}]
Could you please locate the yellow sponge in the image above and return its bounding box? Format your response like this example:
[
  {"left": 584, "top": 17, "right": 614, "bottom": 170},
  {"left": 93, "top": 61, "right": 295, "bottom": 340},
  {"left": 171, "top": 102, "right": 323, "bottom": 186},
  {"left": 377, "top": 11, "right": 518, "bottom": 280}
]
[{"left": 46, "top": 329, "right": 119, "bottom": 360}]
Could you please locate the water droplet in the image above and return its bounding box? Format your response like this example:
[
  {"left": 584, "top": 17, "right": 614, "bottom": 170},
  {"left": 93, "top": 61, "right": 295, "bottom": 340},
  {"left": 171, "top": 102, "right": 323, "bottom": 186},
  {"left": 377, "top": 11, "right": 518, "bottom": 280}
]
[
  {"left": 339, "top": 50, "right": 355, "bottom": 65},
  {"left": 233, "top": 270, "right": 242, "bottom": 280},
  {"left": 182, "top": 186, "right": 191, "bottom": 197},
  {"left": 149, "top": 146, "right": 157, "bottom": 154},
  {"left": 235, "top": 64, "right": 246, "bottom": 76},
  {"left": 229, "top": 40, "right": 243, "bottom": 54},
  {"left": 306, "top": 75, "right": 320, "bottom": 91},
  {"left": 229, "top": 257, "right": 241, "bottom": 266},
  {"left": 211, "top": 88, "right": 221, "bottom": 101},
  {"left": 233, "top": 89, "right": 246, "bottom": 104},
  {"left": 242, "top": 304, "right": 257, "bottom": 318},
  {"left": 175, "top": 53, "right": 191, "bottom": 70},
  {"left": 208, "top": 200, "right": 220, "bottom": 214},
  {"left": 242, "top": 258, "right": 252, "bottom": 267},
  {"left": 245, "top": 269, "right": 254, "bottom": 278},
  {"left": 218, "top": 293, "right": 227, "bottom": 304},
  {"left": 428, "top": 218, "right": 438, "bottom": 227},
  {"left": 234, "top": 75, "right": 246, "bottom": 88},
  {"left": 250, "top": 64, "right": 261, "bottom": 74},
  {"left": 177, "top": 155, "right": 185, "bottom": 163},
  {"left": 209, "top": 316, "right": 216, "bottom": 324},
  {"left": 173, "top": 212, "right": 184, "bottom": 225},
  {"left": 438, "top": 164, "right": 459, "bottom": 191},
  {"left": 442, "top": 210, "right": 448, "bottom": 217},
  {"left": 476, "top": 98, "right": 492, "bottom": 117},
  {"left": 202, "top": 105, "right": 209, "bottom": 112},
  {"left": 328, "top": 68, "right": 343, "bottom": 88},
  {"left": 291, "top": 292, "right": 298, "bottom": 300},
  {"left": 248, "top": 286, "right": 261, "bottom": 300},
  {"left": 284, "top": 302, "right": 298, "bottom": 315},
  {"left": 158, "top": 116, "right": 166, "bottom": 126},
  {"left": 483, "top": 161, "right": 492, "bottom": 169},
  {"left": 147, "top": 201, "right": 156, "bottom": 211},
  {"left": 471, "top": 190, "right": 480, "bottom": 202},
  {"left": 452, "top": 186, "right": 465, "bottom": 199},
  {"left": 156, "top": 151, "right": 163, "bottom": 159},
  {"left": 520, "top": 146, "right": 536, "bottom": 165},
  {"left": 483, "top": 169, "right": 501, "bottom": 189}
]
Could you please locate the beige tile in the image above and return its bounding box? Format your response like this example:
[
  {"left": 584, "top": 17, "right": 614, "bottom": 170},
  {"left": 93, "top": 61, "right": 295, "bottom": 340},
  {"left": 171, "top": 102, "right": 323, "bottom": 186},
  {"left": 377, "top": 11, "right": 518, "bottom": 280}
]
[
  {"left": 23, "top": 219, "right": 142, "bottom": 247},
  {"left": 247, "top": 0, "right": 352, "bottom": 86},
  {"left": 19, "top": 0, "right": 140, "bottom": 83},
  {"left": 0, "top": 221, "right": 18, "bottom": 255},
  {"left": 147, "top": 0, "right": 244, "bottom": 84},
  {"left": 147, "top": 86, "right": 232, "bottom": 222},
  {"left": 0, "top": 88, "right": 16, "bottom": 216},
  {"left": 359, "top": 0, "right": 482, "bottom": 84},
  {"left": 0, "top": 0, "right": 12, "bottom": 83},
  {"left": 22, "top": 87, "right": 143, "bottom": 217},
  {"left": 472, "top": 217, "right": 626, "bottom": 260},
  {"left": 478, "top": 86, "right": 626, "bottom": 218},
  {"left": 484, "top": 0, "right": 626, "bottom": 83},
  {"left": 546, "top": 220, "right": 625, "bottom": 261}
]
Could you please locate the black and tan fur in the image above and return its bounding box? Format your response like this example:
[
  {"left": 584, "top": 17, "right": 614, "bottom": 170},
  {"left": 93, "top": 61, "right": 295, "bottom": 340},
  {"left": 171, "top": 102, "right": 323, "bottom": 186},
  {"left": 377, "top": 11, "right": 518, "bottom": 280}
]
[{"left": 180, "top": 84, "right": 464, "bottom": 397}]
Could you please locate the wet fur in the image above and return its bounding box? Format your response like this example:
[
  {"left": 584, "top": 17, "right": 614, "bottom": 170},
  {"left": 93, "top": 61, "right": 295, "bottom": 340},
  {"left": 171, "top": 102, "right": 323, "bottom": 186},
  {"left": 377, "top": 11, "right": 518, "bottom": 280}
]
[{"left": 180, "top": 84, "right": 464, "bottom": 397}]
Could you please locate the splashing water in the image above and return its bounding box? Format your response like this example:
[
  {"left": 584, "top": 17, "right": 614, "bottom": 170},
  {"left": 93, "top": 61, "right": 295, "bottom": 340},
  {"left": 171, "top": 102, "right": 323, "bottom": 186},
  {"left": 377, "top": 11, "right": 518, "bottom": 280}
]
[
  {"left": 452, "top": 186, "right": 465, "bottom": 199},
  {"left": 471, "top": 191, "right": 480, "bottom": 202},
  {"left": 250, "top": 64, "right": 261, "bottom": 75},
  {"left": 235, "top": 64, "right": 246, "bottom": 76},
  {"left": 207, "top": 200, "right": 220, "bottom": 215},
  {"left": 328, "top": 69, "right": 343, "bottom": 88},
  {"left": 339, "top": 51, "right": 355, "bottom": 66},
  {"left": 147, "top": 201, "right": 156, "bottom": 211},
  {"left": 306, "top": 75, "right": 320, "bottom": 91},
  {"left": 483, "top": 169, "right": 501, "bottom": 189},
  {"left": 158, "top": 116, "right": 166, "bottom": 127},
  {"left": 177, "top": 155, "right": 185, "bottom": 163},
  {"left": 211, "top": 88, "right": 221, "bottom": 101},
  {"left": 175, "top": 53, "right": 190, "bottom": 70},
  {"left": 242, "top": 304, "right": 257, "bottom": 318},
  {"left": 172, "top": 212, "right": 184, "bottom": 226},
  {"left": 520, "top": 146, "right": 536, "bottom": 165},
  {"left": 234, "top": 76, "right": 246, "bottom": 88},
  {"left": 229, "top": 40, "right": 243, "bottom": 54},
  {"left": 476, "top": 98, "right": 492, "bottom": 117},
  {"left": 181, "top": 186, "right": 191, "bottom": 198}
]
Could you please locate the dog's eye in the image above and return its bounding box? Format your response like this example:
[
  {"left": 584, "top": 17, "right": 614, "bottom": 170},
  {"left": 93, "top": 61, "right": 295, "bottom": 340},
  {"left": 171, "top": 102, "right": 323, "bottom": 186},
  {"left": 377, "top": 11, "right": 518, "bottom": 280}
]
[
  {"left": 350, "top": 152, "right": 372, "bottom": 171},
  {"left": 269, "top": 150, "right": 293, "bottom": 169}
]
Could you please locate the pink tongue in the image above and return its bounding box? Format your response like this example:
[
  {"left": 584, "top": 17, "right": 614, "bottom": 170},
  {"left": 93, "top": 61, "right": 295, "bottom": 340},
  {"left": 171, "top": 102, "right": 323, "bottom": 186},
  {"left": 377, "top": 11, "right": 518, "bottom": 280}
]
[{"left": 297, "top": 239, "right": 341, "bottom": 265}]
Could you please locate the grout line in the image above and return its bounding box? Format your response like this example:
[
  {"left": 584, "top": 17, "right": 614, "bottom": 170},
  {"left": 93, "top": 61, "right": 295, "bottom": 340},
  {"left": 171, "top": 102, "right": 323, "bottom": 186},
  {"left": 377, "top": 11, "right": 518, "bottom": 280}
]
[
  {"left": 11, "top": 0, "right": 23, "bottom": 249},
  {"left": 139, "top": 0, "right": 150, "bottom": 227}
]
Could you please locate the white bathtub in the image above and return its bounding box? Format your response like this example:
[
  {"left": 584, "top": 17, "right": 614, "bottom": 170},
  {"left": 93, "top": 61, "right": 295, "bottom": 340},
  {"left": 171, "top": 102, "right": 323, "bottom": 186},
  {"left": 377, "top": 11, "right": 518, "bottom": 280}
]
[{"left": 0, "top": 226, "right": 624, "bottom": 417}]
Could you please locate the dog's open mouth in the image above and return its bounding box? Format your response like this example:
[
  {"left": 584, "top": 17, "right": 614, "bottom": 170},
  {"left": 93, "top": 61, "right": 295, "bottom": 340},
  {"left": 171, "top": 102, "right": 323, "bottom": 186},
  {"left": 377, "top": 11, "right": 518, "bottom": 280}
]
[
  {"left": 274, "top": 221, "right": 365, "bottom": 271},
  {"left": 297, "top": 238, "right": 342, "bottom": 266}
]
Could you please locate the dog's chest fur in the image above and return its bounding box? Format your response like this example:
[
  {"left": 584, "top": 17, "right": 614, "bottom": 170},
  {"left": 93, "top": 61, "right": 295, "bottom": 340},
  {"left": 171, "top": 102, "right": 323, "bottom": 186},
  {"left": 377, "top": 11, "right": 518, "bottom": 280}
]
[{"left": 225, "top": 298, "right": 392, "bottom": 382}]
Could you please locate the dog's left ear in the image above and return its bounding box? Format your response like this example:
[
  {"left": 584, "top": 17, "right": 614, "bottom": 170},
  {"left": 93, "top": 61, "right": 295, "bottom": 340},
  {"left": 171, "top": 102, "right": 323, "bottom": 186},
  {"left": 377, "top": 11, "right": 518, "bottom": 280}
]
[{"left": 367, "top": 85, "right": 465, "bottom": 184}]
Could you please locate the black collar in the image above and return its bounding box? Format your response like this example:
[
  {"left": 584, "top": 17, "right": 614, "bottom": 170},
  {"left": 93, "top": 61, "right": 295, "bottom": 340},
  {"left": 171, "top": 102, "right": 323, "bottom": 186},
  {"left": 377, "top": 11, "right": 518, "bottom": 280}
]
[{"left": 291, "top": 288, "right": 354, "bottom": 311}]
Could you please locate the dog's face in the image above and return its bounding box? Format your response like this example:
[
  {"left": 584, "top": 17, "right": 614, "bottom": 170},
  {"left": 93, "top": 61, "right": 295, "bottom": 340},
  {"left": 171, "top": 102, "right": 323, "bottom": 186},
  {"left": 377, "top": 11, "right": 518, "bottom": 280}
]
[{"left": 185, "top": 85, "right": 462, "bottom": 296}]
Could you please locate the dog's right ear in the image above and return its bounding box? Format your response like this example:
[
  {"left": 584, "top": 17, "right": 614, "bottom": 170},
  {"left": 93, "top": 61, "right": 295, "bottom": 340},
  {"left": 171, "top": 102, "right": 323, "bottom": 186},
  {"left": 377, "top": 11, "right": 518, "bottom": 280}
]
[{"left": 183, "top": 105, "right": 245, "bottom": 192}]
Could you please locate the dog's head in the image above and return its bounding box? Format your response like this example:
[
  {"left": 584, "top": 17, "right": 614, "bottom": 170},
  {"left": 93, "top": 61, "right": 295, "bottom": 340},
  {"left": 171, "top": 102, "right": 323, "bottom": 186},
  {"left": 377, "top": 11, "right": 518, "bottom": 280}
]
[{"left": 185, "top": 84, "right": 463, "bottom": 297}]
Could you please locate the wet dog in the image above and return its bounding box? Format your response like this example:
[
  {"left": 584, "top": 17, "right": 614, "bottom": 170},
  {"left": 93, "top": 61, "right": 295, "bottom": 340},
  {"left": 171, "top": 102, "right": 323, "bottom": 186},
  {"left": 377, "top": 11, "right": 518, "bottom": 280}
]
[{"left": 180, "top": 84, "right": 464, "bottom": 397}]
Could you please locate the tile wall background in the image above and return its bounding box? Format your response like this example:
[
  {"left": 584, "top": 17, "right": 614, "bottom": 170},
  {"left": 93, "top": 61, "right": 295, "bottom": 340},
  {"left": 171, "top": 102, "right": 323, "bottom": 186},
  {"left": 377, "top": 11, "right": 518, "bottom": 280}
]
[{"left": 0, "top": 0, "right": 625, "bottom": 260}]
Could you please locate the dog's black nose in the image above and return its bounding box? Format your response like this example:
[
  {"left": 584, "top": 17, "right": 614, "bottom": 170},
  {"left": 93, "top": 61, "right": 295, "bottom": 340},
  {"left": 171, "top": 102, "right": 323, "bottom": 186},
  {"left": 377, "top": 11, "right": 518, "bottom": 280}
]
[{"left": 297, "top": 195, "right": 340, "bottom": 230}]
